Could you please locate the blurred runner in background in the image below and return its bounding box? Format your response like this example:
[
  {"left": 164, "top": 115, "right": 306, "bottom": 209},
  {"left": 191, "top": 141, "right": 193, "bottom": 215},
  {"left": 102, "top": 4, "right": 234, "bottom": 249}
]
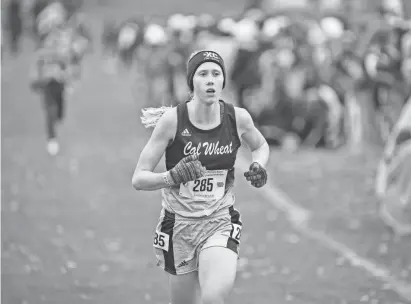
[{"left": 30, "top": 43, "right": 72, "bottom": 155}]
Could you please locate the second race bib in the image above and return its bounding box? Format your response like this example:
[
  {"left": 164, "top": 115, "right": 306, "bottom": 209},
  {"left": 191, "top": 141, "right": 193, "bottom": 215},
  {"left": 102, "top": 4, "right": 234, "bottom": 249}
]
[{"left": 179, "top": 170, "right": 227, "bottom": 201}]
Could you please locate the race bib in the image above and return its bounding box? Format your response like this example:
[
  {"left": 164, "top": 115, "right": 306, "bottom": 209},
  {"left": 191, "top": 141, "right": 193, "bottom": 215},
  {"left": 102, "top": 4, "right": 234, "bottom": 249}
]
[
  {"left": 153, "top": 231, "right": 169, "bottom": 252},
  {"left": 230, "top": 223, "right": 242, "bottom": 243},
  {"left": 40, "top": 63, "right": 62, "bottom": 79},
  {"left": 179, "top": 170, "right": 227, "bottom": 201}
]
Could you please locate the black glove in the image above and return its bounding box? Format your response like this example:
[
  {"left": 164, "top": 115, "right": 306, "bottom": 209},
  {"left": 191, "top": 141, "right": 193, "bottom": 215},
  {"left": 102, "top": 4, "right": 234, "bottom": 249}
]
[{"left": 244, "top": 162, "right": 267, "bottom": 188}]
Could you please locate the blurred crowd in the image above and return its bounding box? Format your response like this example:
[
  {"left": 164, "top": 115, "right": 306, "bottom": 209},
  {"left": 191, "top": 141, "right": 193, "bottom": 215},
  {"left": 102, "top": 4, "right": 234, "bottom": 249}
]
[
  {"left": 2, "top": 0, "right": 411, "bottom": 149},
  {"left": 98, "top": 2, "right": 411, "bottom": 151},
  {"left": 2, "top": 0, "right": 410, "bottom": 233}
]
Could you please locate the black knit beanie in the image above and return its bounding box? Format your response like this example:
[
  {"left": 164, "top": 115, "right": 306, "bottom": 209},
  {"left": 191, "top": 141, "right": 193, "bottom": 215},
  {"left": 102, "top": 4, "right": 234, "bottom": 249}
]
[{"left": 186, "top": 50, "right": 226, "bottom": 92}]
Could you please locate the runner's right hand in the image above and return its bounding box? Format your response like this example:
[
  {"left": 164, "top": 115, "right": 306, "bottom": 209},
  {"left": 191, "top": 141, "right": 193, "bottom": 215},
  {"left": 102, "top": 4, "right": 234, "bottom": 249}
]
[{"left": 167, "top": 154, "right": 206, "bottom": 185}]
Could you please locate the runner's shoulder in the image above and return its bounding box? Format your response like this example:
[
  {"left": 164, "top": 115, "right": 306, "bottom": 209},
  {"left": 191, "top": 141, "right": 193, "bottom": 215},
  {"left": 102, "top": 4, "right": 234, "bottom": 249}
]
[
  {"left": 153, "top": 106, "right": 178, "bottom": 139},
  {"left": 233, "top": 106, "right": 254, "bottom": 130}
]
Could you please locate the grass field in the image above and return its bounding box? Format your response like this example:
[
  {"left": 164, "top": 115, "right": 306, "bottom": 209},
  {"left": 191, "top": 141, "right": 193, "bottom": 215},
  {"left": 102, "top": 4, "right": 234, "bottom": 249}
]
[{"left": 2, "top": 1, "right": 411, "bottom": 303}]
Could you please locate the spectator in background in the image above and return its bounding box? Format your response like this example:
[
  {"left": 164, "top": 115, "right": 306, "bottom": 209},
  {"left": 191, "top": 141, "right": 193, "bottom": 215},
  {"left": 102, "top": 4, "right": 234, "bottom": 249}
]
[{"left": 6, "top": 0, "right": 23, "bottom": 55}]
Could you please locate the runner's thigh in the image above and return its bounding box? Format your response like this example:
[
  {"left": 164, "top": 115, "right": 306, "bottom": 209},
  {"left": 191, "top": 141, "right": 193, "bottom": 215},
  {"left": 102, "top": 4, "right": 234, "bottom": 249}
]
[{"left": 198, "top": 246, "right": 238, "bottom": 298}]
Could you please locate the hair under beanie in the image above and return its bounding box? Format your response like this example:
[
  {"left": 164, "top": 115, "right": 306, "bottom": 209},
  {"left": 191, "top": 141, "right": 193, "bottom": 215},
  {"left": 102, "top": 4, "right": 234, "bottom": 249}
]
[{"left": 186, "top": 50, "right": 226, "bottom": 92}]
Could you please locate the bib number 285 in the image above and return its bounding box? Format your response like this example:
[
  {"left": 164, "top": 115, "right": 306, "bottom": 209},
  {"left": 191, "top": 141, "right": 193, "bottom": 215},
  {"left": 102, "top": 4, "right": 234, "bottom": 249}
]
[
  {"left": 153, "top": 231, "right": 169, "bottom": 252},
  {"left": 193, "top": 178, "right": 213, "bottom": 192}
]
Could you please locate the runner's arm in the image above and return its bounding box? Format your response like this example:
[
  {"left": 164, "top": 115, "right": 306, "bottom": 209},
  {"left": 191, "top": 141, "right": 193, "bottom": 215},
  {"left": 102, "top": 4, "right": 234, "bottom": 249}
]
[
  {"left": 235, "top": 107, "right": 270, "bottom": 168},
  {"left": 132, "top": 108, "right": 177, "bottom": 191}
]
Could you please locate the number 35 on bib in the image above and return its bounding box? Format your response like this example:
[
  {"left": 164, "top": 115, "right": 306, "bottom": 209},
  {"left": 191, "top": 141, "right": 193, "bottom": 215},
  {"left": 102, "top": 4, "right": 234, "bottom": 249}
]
[
  {"left": 179, "top": 170, "right": 227, "bottom": 201},
  {"left": 153, "top": 231, "right": 169, "bottom": 251}
]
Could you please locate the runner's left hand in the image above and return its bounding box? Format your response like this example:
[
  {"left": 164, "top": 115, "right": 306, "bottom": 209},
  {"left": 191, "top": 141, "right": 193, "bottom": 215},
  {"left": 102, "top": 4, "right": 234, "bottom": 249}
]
[{"left": 244, "top": 162, "right": 267, "bottom": 188}]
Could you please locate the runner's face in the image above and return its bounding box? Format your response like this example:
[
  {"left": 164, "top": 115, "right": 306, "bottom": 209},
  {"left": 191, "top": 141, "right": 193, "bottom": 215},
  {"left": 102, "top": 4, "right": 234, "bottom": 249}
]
[{"left": 192, "top": 62, "right": 224, "bottom": 105}]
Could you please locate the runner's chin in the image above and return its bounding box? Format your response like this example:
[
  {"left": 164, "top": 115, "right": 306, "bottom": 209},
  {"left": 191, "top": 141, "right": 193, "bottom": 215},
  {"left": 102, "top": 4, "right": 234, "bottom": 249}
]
[{"left": 202, "top": 93, "right": 218, "bottom": 105}]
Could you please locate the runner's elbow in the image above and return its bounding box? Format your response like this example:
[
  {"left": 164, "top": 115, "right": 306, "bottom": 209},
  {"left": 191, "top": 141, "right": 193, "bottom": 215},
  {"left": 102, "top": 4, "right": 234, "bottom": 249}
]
[
  {"left": 132, "top": 169, "right": 165, "bottom": 191},
  {"left": 131, "top": 172, "right": 143, "bottom": 190}
]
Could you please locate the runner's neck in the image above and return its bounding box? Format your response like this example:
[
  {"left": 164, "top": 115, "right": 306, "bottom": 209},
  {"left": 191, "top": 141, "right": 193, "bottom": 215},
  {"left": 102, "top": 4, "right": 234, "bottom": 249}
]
[{"left": 187, "top": 99, "right": 221, "bottom": 129}]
